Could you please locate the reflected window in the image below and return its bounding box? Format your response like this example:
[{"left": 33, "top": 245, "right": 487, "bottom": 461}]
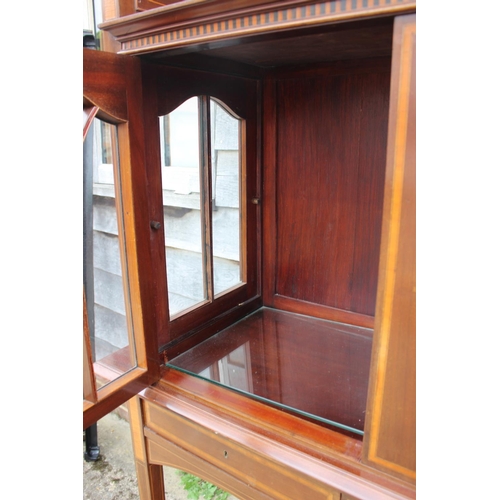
[
  {"left": 159, "top": 97, "right": 244, "bottom": 318},
  {"left": 83, "top": 117, "right": 137, "bottom": 388},
  {"left": 160, "top": 98, "right": 206, "bottom": 314}
]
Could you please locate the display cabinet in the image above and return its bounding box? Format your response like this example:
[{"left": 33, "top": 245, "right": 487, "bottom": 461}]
[{"left": 83, "top": 1, "right": 416, "bottom": 498}]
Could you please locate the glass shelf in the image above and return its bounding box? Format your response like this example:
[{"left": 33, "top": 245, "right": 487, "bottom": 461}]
[{"left": 167, "top": 307, "right": 373, "bottom": 435}]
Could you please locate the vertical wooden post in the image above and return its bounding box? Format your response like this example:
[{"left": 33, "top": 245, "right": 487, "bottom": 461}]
[
  {"left": 363, "top": 13, "right": 416, "bottom": 483},
  {"left": 127, "top": 396, "right": 165, "bottom": 500}
]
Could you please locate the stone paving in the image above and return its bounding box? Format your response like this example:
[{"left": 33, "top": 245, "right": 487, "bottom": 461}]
[{"left": 83, "top": 411, "right": 232, "bottom": 500}]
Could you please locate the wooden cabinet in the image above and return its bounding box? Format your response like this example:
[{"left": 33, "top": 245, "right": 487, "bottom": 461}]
[{"left": 83, "top": 1, "right": 416, "bottom": 498}]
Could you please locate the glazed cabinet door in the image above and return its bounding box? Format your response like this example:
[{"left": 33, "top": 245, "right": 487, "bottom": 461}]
[
  {"left": 363, "top": 13, "right": 416, "bottom": 483},
  {"left": 83, "top": 48, "right": 160, "bottom": 429}
]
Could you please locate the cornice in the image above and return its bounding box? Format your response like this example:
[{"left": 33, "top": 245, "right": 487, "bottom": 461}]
[{"left": 100, "top": 0, "right": 416, "bottom": 56}]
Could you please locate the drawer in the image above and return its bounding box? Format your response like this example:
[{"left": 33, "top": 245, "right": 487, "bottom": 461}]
[{"left": 143, "top": 399, "right": 341, "bottom": 500}]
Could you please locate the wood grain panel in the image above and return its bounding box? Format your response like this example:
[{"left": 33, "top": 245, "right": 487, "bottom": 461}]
[
  {"left": 272, "top": 294, "right": 374, "bottom": 328},
  {"left": 140, "top": 374, "right": 416, "bottom": 498},
  {"left": 145, "top": 405, "right": 340, "bottom": 499},
  {"left": 154, "top": 63, "right": 256, "bottom": 119},
  {"left": 273, "top": 62, "right": 389, "bottom": 317},
  {"left": 83, "top": 50, "right": 128, "bottom": 122},
  {"left": 363, "top": 14, "right": 416, "bottom": 482},
  {"left": 202, "top": 18, "right": 394, "bottom": 68},
  {"left": 128, "top": 395, "right": 166, "bottom": 500},
  {"left": 146, "top": 436, "right": 275, "bottom": 500}
]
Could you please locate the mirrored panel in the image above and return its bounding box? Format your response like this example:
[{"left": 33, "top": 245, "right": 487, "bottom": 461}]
[
  {"left": 168, "top": 308, "right": 373, "bottom": 435},
  {"left": 210, "top": 99, "right": 243, "bottom": 296},
  {"left": 159, "top": 97, "right": 207, "bottom": 316},
  {"left": 83, "top": 118, "right": 137, "bottom": 389}
]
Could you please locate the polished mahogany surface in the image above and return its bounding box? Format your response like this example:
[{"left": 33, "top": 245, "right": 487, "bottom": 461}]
[
  {"left": 167, "top": 307, "right": 373, "bottom": 434},
  {"left": 273, "top": 62, "right": 390, "bottom": 318}
]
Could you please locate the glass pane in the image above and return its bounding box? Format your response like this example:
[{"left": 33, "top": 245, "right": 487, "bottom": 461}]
[
  {"left": 159, "top": 97, "right": 207, "bottom": 316},
  {"left": 168, "top": 308, "right": 373, "bottom": 435},
  {"left": 83, "top": 118, "right": 137, "bottom": 389},
  {"left": 210, "top": 99, "right": 242, "bottom": 295}
]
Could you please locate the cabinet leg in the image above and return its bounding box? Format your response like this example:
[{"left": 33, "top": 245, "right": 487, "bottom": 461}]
[
  {"left": 136, "top": 461, "right": 165, "bottom": 500},
  {"left": 127, "top": 396, "right": 165, "bottom": 500}
]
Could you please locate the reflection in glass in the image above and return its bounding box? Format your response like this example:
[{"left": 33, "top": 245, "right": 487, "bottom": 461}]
[
  {"left": 159, "top": 96, "right": 244, "bottom": 318},
  {"left": 199, "top": 343, "right": 253, "bottom": 393},
  {"left": 83, "top": 118, "right": 137, "bottom": 389},
  {"left": 159, "top": 97, "right": 207, "bottom": 316},
  {"left": 210, "top": 99, "right": 242, "bottom": 295},
  {"left": 168, "top": 308, "right": 373, "bottom": 435}
]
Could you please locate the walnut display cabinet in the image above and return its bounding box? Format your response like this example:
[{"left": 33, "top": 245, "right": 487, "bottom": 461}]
[{"left": 83, "top": 1, "right": 416, "bottom": 498}]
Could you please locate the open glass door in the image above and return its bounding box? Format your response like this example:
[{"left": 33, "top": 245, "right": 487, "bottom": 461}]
[{"left": 83, "top": 48, "right": 160, "bottom": 429}]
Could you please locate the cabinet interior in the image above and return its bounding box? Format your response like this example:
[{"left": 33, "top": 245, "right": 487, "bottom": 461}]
[{"left": 139, "top": 15, "right": 395, "bottom": 437}]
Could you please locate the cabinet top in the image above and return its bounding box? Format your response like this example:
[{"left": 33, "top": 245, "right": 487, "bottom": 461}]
[{"left": 100, "top": 0, "right": 416, "bottom": 58}]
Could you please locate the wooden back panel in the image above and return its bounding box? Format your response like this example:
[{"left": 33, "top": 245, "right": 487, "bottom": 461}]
[{"left": 264, "top": 58, "right": 391, "bottom": 327}]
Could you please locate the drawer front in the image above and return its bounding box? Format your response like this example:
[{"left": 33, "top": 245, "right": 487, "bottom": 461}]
[{"left": 144, "top": 400, "right": 341, "bottom": 500}]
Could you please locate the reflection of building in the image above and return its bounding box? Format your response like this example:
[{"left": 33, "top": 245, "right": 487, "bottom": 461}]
[
  {"left": 85, "top": 119, "right": 130, "bottom": 361},
  {"left": 160, "top": 97, "right": 242, "bottom": 315},
  {"left": 88, "top": 98, "right": 242, "bottom": 360}
]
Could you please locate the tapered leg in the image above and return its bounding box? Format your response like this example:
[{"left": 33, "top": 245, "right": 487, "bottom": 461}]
[
  {"left": 135, "top": 461, "right": 165, "bottom": 500},
  {"left": 127, "top": 396, "right": 165, "bottom": 500}
]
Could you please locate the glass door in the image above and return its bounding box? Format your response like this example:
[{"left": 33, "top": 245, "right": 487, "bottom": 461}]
[{"left": 83, "top": 48, "right": 160, "bottom": 429}]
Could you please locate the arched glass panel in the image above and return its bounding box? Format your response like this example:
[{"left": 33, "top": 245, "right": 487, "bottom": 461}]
[{"left": 158, "top": 96, "right": 244, "bottom": 319}]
